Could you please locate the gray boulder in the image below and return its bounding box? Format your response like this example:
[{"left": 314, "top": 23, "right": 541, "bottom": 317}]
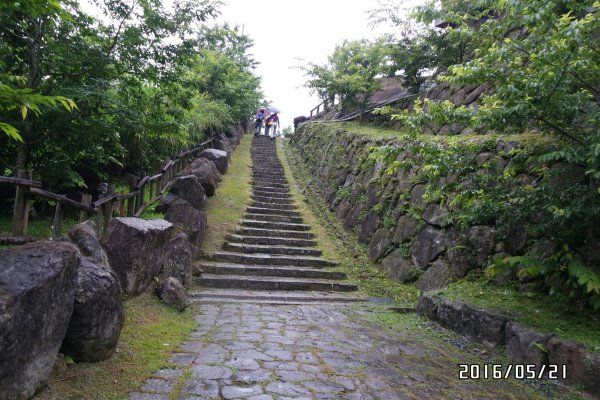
[
  {"left": 155, "top": 192, "right": 179, "bottom": 214},
  {"left": 416, "top": 259, "right": 451, "bottom": 291},
  {"left": 368, "top": 228, "right": 392, "bottom": 261},
  {"left": 392, "top": 215, "right": 419, "bottom": 243},
  {"left": 381, "top": 249, "right": 419, "bottom": 283},
  {"left": 200, "top": 148, "right": 229, "bottom": 174},
  {"left": 213, "top": 133, "right": 233, "bottom": 157},
  {"left": 155, "top": 277, "right": 190, "bottom": 311},
  {"left": 180, "top": 158, "right": 221, "bottom": 196},
  {"left": 410, "top": 226, "right": 447, "bottom": 269},
  {"left": 358, "top": 210, "right": 379, "bottom": 244},
  {"left": 0, "top": 241, "right": 79, "bottom": 400},
  {"left": 467, "top": 225, "right": 496, "bottom": 267},
  {"left": 422, "top": 204, "right": 449, "bottom": 227},
  {"left": 165, "top": 199, "right": 208, "bottom": 247},
  {"left": 168, "top": 175, "right": 206, "bottom": 211},
  {"left": 162, "top": 232, "right": 193, "bottom": 287},
  {"left": 62, "top": 221, "right": 124, "bottom": 362},
  {"left": 102, "top": 217, "right": 174, "bottom": 296}
]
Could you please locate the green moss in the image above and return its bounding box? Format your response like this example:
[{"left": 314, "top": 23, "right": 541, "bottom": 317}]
[
  {"left": 36, "top": 292, "right": 197, "bottom": 400},
  {"left": 439, "top": 276, "right": 600, "bottom": 351},
  {"left": 202, "top": 133, "right": 252, "bottom": 255}
]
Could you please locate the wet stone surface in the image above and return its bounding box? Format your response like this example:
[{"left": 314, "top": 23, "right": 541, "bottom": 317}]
[{"left": 128, "top": 301, "right": 584, "bottom": 400}]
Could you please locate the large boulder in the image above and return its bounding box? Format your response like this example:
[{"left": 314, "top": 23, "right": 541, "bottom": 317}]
[
  {"left": 415, "top": 259, "right": 451, "bottom": 291},
  {"left": 200, "top": 148, "right": 229, "bottom": 174},
  {"left": 213, "top": 133, "right": 233, "bottom": 157},
  {"left": 155, "top": 192, "right": 180, "bottom": 214},
  {"left": 410, "top": 226, "right": 447, "bottom": 269},
  {"left": 162, "top": 232, "right": 193, "bottom": 287},
  {"left": 392, "top": 215, "right": 419, "bottom": 243},
  {"left": 62, "top": 221, "right": 124, "bottom": 362},
  {"left": 168, "top": 175, "right": 206, "bottom": 211},
  {"left": 0, "top": 241, "right": 79, "bottom": 400},
  {"left": 102, "top": 217, "right": 174, "bottom": 296},
  {"left": 180, "top": 158, "right": 221, "bottom": 196},
  {"left": 381, "top": 248, "right": 419, "bottom": 283},
  {"left": 368, "top": 228, "right": 392, "bottom": 261},
  {"left": 165, "top": 199, "right": 208, "bottom": 248},
  {"left": 155, "top": 277, "right": 190, "bottom": 311}
]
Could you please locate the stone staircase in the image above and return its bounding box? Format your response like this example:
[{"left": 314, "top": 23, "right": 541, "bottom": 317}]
[{"left": 195, "top": 136, "right": 358, "bottom": 298}]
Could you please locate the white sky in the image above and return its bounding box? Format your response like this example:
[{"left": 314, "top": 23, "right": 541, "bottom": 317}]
[{"left": 218, "top": 0, "right": 421, "bottom": 129}]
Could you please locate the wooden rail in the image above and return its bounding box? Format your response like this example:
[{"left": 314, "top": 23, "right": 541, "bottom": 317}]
[{"left": 1, "top": 137, "right": 216, "bottom": 240}]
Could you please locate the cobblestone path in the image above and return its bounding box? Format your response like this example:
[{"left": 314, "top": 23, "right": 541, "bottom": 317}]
[
  {"left": 129, "top": 301, "right": 561, "bottom": 400},
  {"left": 129, "top": 136, "right": 572, "bottom": 399}
]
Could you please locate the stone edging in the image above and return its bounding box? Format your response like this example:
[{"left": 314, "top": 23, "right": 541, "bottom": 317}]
[{"left": 417, "top": 292, "right": 600, "bottom": 394}]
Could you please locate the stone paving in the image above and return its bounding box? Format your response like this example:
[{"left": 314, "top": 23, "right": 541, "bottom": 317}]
[{"left": 128, "top": 300, "right": 570, "bottom": 400}]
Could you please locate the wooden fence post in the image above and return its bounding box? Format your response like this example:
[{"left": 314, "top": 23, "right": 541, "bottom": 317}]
[
  {"left": 11, "top": 170, "right": 31, "bottom": 236},
  {"left": 52, "top": 202, "right": 64, "bottom": 239},
  {"left": 138, "top": 172, "right": 146, "bottom": 211},
  {"left": 79, "top": 194, "right": 92, "bottom": 222},
  {"left": 104, "top": 185, "right": 115, "bottom": 232}
]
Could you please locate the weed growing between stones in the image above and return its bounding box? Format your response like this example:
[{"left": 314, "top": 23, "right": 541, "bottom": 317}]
[{"left": 281, "top": 139, "right": 419, "bottom": 305}]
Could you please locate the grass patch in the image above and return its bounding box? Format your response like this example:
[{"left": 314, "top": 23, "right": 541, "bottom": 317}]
[
  {"left": 202, "top": 133, "right": 252, "bottom": 255},
  {"left": 34, "top": 292, "right": 197, "bottom": 400},
  {"left": 281, "top": 139, "right": 419, "bottom": 305},
  {"left": 439, "top": 276, "right": 600, "bottom": 351},
  {"left": 0, "top": 215, "right": 79, "bottom": 240},
  {"left": 309, "top": 121, "right": 556, "bottom": 147}
]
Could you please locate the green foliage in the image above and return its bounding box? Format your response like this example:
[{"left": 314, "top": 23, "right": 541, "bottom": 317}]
[
  {"left": 489, "top": 246, "right": 600, "bottom": 310},
  {"left": 301, "top": 38, "right": 389, "bottom": 110},
  {"left": 0, "top": 0, "right": 262, "bottom": 194}
]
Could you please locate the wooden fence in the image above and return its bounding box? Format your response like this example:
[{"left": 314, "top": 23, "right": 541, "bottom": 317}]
[{"left": 1, "top": 138, "right": 215, "bottom": 241}]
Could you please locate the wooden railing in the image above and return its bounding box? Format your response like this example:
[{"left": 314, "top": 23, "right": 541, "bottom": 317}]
[
  {"left": 1, "top": 138, "right": 215, "bottom": 240},
  {"left": 309, "top": 95, "right": 340, "bottom": 118}
]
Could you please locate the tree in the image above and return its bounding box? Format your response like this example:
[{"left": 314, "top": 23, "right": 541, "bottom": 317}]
[{"left": 302, "top": 38, "right": 389, "bottom": 111}]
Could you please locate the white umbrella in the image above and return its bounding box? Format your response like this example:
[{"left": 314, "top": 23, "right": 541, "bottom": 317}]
[{"left": 266, "top": 105, "right": 281, "bottom": 114}]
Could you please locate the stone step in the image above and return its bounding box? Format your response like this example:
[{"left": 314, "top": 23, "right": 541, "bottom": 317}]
[
  {"left": 252, "top": 185, "right": 290, "bottom": 193},
  {"left": 198, "top": 261, "right": 345, "bottom": 279},
  {"left": 199, "top": 274, "right": 357, "bottom": 292},
  {"left": 246, "top": 207, "right": 300, "bottom": 217},
  {"left": 190, "top": 288, "right": 367, "bottom": 304},
  {"left": 240, "top": 219, "right": 310, "bottom": 231},
  {"left": 251, "top": 195, "right": 294, "bottom": 205},
  {"left": 251, "top": 182, "right": 289, "bottom": 189},
  {"left": 251, "top": 201, "right": 296, "bottom": 211},
  {"left": 253, "top": 172, "right": 285, "bottom": 178},
  {"left": 252, "top": 190, "right": 291, "bottom": 199},
  {"left": 213, "top": 251, "right": 338, "bottom": 268},
  {"left": 223, "top": 241, "right": 322, "bottom": 256},
  {"left": 252, "top": 179, "right": 289, "bottom": 186},
  {"left": 236, "top": 227, "right": 315, "bottom": 239},
  {"left": 226, "top": 233, "right": 317, "bottom": 247},
  {"left": 245, "top": 213, "right": 303, "bottom": 224}
]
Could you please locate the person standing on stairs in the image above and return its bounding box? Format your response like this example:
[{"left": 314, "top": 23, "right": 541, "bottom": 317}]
[
  {"left": 265, "top": 112, "right": 280, "bottom": 140},
  {"left": 254, "top": 108, "right": 265, "bottom": 136}
]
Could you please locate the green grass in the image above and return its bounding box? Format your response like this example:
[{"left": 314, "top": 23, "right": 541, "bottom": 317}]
[
  {"left": 0, "top": 214, "right": 80, "bottom": 240},
  {"left": 201, "top": 133, "right": 253, "bottom": 255},
  {"left": 438, "top": 275, "right": 600, "bottom": 351},
  {"left": 311, "top": 121, "right": 556, "bottom": 147},
  {"left": 34, "top": 292, "right": 197, "bottom": 400},
  {"left": 281, "top": 139, "right": 420, "bottom": 305}
]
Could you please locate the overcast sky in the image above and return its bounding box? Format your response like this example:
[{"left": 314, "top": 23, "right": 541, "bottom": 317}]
[{"left": 218, "top": 0, "right": 421, "bottom": 129}]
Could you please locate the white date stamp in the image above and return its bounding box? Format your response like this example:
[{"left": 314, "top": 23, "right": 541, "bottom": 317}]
[{"left": 458, "top": 364, "right": 567, "bottom": 380}]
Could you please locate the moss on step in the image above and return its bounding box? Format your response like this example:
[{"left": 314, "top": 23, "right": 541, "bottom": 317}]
[
  {"left": 34, "top": 292, "right": 196, "bottom": 400},
  {"left": 281, "top": 139, "right": 419, "bottom": 305},
  {"left": 202, "top": 133, "right": 253, "bottom": 255}
]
